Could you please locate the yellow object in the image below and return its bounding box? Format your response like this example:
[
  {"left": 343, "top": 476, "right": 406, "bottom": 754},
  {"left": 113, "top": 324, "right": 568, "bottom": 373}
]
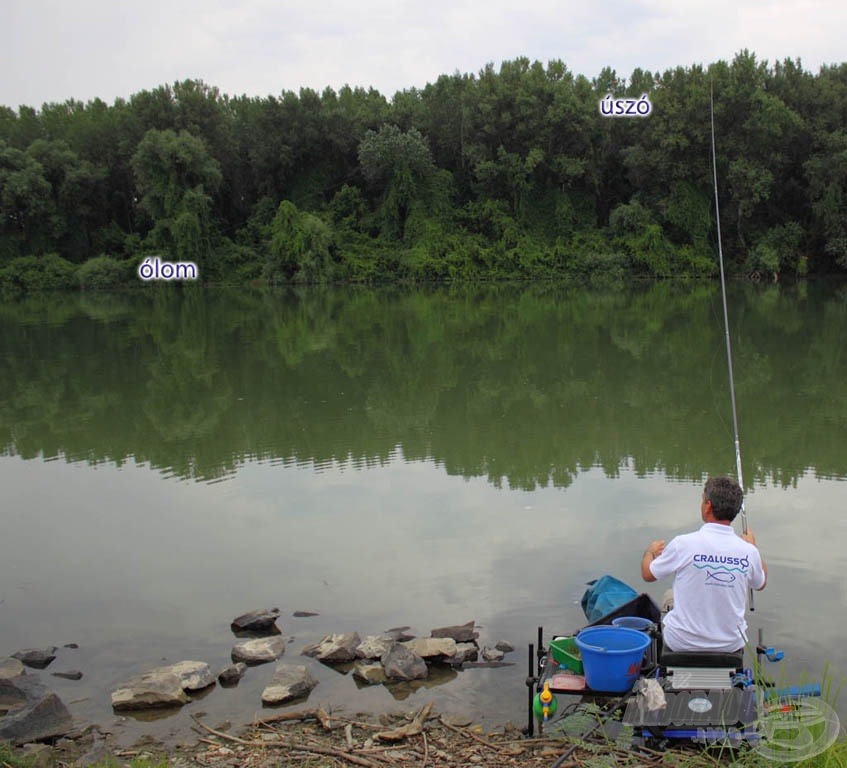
[{"left": 532, "top": 680, "right": 558, "bottom": 721}]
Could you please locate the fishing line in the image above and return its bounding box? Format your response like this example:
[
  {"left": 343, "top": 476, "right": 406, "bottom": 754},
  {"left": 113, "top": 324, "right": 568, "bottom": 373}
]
[{"left": 710, "top": 84, "right": 753, "bottom": 609}]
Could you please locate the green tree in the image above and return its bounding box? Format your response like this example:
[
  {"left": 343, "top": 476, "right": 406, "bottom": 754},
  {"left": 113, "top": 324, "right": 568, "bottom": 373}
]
[
  {"left": 0, "top": 140, "right": 53, "bottom": 258},
  {"left": 131, "top": 128, "right": 222, "bottom": 264},
  {"left": 27, "top": 139, "right": 106, "bottom": 261},
  {"left": 473, "top": 145, "right": 544, "bottom": 219},
  {"left": 265, "top": 200, "right": 334, "bottom": 283},
  {"left": 358, "top": 124, "right": 435, "bottom": 239},
  {"left": 805, "top": 130, "right": 847, "bottom": 270}
]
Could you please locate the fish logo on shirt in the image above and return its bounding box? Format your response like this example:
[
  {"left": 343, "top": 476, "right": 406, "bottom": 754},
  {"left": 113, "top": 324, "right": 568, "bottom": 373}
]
[{"left": 705, "top": 570, "right": 736, "bottom": 584}]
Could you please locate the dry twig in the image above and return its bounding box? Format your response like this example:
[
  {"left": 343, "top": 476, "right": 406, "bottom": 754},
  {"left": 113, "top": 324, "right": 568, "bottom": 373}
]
[
  {"left": 374, "top": 702, "right": 434, "bottom": 742},
  {"left": 191, "top": 714, "right": 386, "bottom": 768},
  {"left": 437, "top": 717, "right": 501, "bottom": 752}
]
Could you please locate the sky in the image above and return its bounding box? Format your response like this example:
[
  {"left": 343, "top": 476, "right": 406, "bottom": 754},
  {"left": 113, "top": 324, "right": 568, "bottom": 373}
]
[{"left": 2, "top": 0, "right": 846, "bottom": 109}]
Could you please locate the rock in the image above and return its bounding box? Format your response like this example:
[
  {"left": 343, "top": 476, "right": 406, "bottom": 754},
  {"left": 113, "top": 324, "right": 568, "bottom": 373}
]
[
  {"left": 352, "top": 661, "right": 387, "bottom": 685},
  {"left": 381, "top": 643, "right": 428, "bottom": 681},
  {"left": 0, "top": 673, "right": 73, "bottom": 744},
  {"left": 385, "top": 626, "right": 415, "bottom": 642},
  {"left": 22, "top": 743, "right": 53, "bottom": 768},
  {"left": 481, "top": 647, "right": 505, "bottom": 662},
  {"left": 442, "top": 713, "right": 474, "bottom": 727},
  {"left": 401, "top": 637, "right": 457, "bottom": 660},
  {"left": 301, "top": 632, "right": 361, "bottom": 663},
  {"left": 356, "top": 635, "right": 395, "bottom": 660},
  {"left": 51, "top": 670, "right": 83, "bottom": 681},
  {"left": 293, "top": 611, "right": 319, "bottom": 617},
  {"left": 495, "top": 640, "right": 515, "bottom": 653},
  {"left": 261, "top": 664, "right": 318, "bottom": 705},
  {"left": 230, "top": 608, "right": 281, "bottom": 634},
  {"left": 232, "top": 636, "right": 286, "bottom": 664},
  {"left": 110, "top": 671, "right": 190, "bottom": 710},
  {"left": 217, "top": 662, "right": 247, "bottom": 686},
  {"left": 431, "top": 621, "right": 479, "bottom": 643},
  {"left": 154, "top": 661, "right": 215, "bottom": 691},
  {"left": 0, "top": 657, "right": 25, "bottom": 679},
  {"left": 453, "top": 643, "right": 479, "bottom": 663},
  {"left": 11, "top": 648, "right": 57, "bottom": 670}
]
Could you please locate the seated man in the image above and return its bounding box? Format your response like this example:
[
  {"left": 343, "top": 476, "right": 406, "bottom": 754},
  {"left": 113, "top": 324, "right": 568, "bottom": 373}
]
[{"left": 641, "top": 476, "right": 767, "bottom": 653}]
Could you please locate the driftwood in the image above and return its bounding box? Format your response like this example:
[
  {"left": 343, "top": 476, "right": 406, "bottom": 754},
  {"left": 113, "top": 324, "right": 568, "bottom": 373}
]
[
  {"left": 190, "top": 716, "right": 382, "bottom": 767},
  {"left": 438, "top": 717, "right": 503, "bottom": 752},
  {"left": 374, "top": 702, "right": 434, "bottom": 742}
]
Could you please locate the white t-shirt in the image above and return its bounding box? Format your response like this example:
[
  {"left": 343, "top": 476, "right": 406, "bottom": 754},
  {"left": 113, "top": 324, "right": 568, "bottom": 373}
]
[{"left": 649, "top": 523, "right": 766, "bottom": 653}]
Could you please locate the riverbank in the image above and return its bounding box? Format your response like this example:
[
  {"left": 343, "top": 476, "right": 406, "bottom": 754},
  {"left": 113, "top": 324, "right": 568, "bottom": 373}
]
[
  {"left": 0, "top": 701, "right": 747, "bottom": 768},
  {"left": 2, "top": 703, "right": 596, "bottom": 767},
  {"left": 9, "top": 704, "right": 846, "bottom": 768}
]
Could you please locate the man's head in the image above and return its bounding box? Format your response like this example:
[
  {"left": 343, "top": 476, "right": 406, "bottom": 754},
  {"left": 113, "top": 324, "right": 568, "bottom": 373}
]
[{"left": 702, "top": 476, "right": 743, "bottom": 522}]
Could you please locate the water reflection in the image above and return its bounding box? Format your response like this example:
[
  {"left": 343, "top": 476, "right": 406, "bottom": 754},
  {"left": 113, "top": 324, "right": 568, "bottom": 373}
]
[{"left": 2, "top": 282, "right": 847, "bottom": 487}]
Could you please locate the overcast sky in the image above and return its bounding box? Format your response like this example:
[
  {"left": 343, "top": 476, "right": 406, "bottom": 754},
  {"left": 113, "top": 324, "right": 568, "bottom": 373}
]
[{"left": 3, "top": 0, "right": 846, "bottom": 109}]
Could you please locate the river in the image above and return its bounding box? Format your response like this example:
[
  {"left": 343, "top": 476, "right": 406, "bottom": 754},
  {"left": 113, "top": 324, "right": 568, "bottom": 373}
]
[{"left": 1, "top": 280, "right": 845, "bottom": 744}]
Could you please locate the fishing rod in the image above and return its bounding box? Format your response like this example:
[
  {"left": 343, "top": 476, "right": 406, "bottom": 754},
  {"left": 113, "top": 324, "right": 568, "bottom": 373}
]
[{"left": 710, "top": 85, "right": 753, "bottom": 610}]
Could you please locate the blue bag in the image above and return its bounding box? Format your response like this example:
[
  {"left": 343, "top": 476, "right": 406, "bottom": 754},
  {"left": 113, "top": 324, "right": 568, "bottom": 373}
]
[{"left": 580, "top": 575, "right": 638, "bottom": 622}]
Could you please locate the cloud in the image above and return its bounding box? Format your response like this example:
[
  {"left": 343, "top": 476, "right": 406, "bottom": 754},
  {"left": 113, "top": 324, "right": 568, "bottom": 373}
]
[{"left": 1, "top": 0, "right": 845, "bottom": 108}]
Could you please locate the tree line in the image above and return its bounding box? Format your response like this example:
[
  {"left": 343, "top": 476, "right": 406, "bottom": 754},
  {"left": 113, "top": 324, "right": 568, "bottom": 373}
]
[{"left": 1, "top": 50, "right": 846, "bottom": 290}]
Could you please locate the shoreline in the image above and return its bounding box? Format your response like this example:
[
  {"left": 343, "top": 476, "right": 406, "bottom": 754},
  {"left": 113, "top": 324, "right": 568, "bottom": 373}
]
[{"left": 5, "top": 700, "right": 636, "bottom": 768}]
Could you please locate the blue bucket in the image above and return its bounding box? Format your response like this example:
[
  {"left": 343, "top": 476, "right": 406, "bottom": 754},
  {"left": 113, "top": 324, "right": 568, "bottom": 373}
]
[
  {"left": 575, "top": 626, "right": 650, "bottom": 692},
  {"left": 611, "top": 616, "right": 654, "bottom": 631}
]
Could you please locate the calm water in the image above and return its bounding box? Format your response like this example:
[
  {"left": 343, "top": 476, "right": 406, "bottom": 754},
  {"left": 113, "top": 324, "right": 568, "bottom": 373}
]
[{"left": 1, "top": 281, "right": 846, "bottom": 744}]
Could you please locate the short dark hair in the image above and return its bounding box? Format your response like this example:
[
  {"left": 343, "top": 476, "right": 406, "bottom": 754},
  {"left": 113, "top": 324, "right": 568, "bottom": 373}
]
[{"left": 704, "top": 476, "right": 743, "bottom": 522}]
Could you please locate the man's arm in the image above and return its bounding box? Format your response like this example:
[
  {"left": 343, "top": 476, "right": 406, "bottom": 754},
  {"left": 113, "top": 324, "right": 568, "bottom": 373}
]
[
  {"left": 641, "top": 540, "right": 665, "bottom": 582},
  {"left": 741, "top": 529, "right": 767, "bottom": 590}
]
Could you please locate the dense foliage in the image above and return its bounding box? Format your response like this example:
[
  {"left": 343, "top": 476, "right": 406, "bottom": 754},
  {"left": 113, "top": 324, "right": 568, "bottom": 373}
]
[{"left": 1, "top": 51, "right": 846, "bottom": 288}]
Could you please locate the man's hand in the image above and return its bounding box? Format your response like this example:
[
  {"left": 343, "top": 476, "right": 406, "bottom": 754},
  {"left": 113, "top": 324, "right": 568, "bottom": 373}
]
[
  {"left": 641, "top": 539, "right": 666, "bottom": 582},
  {"left": 740, "top": 528, "right": 767, "bottom": 589},
  {"left": 646, "top": 540, "right": 666, "bottom": 558}
]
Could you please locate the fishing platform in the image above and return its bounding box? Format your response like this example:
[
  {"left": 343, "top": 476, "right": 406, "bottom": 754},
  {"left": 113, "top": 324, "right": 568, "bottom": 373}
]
[{"left": 525, "top": 581, "right": 820, "bottom": 759}]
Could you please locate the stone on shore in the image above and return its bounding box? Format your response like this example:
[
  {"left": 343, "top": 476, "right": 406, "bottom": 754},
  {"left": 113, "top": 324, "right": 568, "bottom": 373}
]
[
  {"left": 352, "top": 661, "right": 387, "bottom": 685},
  {"left": 385, "top": 626, "right": 415, "bottom": 642},
  {"left": 381, "top": 643, "right": 428, "bottom": 681},
  {"left": 453, "top": 643, "right": 479, "bottom": 663},
  {"left": 261, "top": 665, "right": 318, "bottom": 705},
  {"left": 431, "top": 621, "right": 479, "bottom": 643},
  {"left": 11, "top": 648, "right": 57, "bottom": 670},
  {"left": 231, "top": 636, "right": 286, "bottom": 664},
  {"left": 301, "top": 633, "right": 361, "bottom": 663},
  {"left": 482, "top": 647, "right": 505, "bottom": 662},
  {"left": 401, "top": 637, "right": 457, "bottom": 661},
  {"left": 230, "top": 608, "right": 281, "bottom": 634},
  {"left": 110, "top": 670, "right": 190, "bottom": 711},
  {"left": 0, "top": 673, "right": 73, "bottom": 745},
  {"left": 0, "top": 657, "right": 26, "bottom": 679},
  {"left": 356, "top": 635, "right": 395, "bottom": 660},
  {"left": 51, "top": 670, "right": 83, "bottom": 681},
  {"left": 153, "top": 661, "right": 215, "bottom": 691},
  {"left": 218, "top": 662, "right": 247, "bottom": 686},
  {"left": 495, "top": 640, "right": 515, "bottom": 653}
]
